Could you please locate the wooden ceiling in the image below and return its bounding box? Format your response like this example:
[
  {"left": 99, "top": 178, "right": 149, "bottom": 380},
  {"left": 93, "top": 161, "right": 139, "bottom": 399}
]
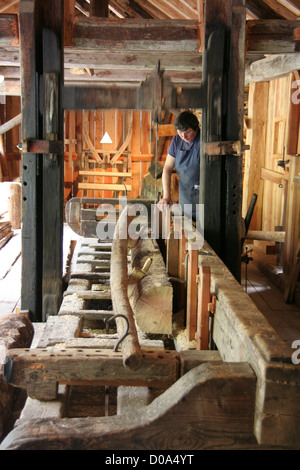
[
  {"left": 0, "top": 0, "right": 299, "bottom": 95},
  {"left": 0, "top": 0, "right": 299, "bottom": 20}
]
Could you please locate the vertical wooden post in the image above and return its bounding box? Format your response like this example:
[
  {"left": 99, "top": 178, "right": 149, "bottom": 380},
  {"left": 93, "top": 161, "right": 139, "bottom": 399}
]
[
  {"left": 223, "top": 0, "right": 246, "bottom": 282},
  {"left": 64, "top": 0, "right": 75, "bottom": 46},
  {"left": 166, "top": 231, "right": 179, "bottom": 278},
  {"left": 90, "top": 0, "right": 109, "bottom": 17},
  {"left": 178, "top": 229, "right": 187, "bottom": 312},
  {"left": 197, "top": 0, "right": 204, "bottom": 52},
  {"left": 42, "top": 1, "right": 64, "bottom": 320},
  {"left": 69, "top": 110, "right": 76, "bottom": 168},
  {"left": 242, "top": 81, "right": 268, "bottom": 230},
  {"left": 196, "top": 265, "right": 211, "bottom": 350},
  {"left": 200, "top": 0, "right": 246, "bottom": 282},
  {"left": 166, "top": 228, "right": 181, "bottom": 313},
  {"left": 186, "top": 244, "right": 198, "bottom": 341},
  {"left": 19, "top": 0, "right": 43, "bottom": 321},
  {"left": 19, "top": 0, "right": 64, "bottom": 321}
]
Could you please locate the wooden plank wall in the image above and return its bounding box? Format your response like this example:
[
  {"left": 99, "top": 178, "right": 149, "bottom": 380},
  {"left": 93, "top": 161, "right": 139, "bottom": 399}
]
[
  {"left": 64, "top": 109, "right": 166, "bottom": 202},
  {"left": 243, "top": 73, "right": 300, "bottom": 273}
]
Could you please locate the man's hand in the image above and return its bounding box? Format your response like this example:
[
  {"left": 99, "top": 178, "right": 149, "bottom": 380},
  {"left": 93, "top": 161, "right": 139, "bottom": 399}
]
[
  {"left": 157, "top": 154, "right": 175, "bottom": 212},
  {"left": 157, "top": 197, "right": 173, "bottom": 212}
]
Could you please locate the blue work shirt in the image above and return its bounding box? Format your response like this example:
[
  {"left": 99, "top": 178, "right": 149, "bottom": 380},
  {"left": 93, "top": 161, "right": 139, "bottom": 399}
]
[{"left": 167, "top": 131, "right": 200, "bottom": 220}]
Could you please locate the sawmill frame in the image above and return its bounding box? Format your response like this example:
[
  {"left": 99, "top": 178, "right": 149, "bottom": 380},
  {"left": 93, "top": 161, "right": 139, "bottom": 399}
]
[
  {"left": 0, "top": 0, "right": 300, "bottom": 451},
  {"left": 18, "top": 0, "right": 247, "bottom": 322}
]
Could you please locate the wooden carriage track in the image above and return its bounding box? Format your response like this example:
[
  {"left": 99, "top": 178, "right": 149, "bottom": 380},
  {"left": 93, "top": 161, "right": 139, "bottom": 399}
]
[{"left": 1, "top": 234, "right": 300, "bottom": 450}]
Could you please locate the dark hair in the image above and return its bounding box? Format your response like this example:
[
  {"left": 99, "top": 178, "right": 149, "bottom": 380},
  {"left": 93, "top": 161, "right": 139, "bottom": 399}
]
[{"left": 173, "top": 110, "right": 199, "bottom": 132}]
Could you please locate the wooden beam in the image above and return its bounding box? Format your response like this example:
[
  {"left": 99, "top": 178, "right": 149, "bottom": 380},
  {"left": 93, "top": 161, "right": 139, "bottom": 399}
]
[
  {"left": 196, "top": 265, "right": 211, "bottom": 350},
  {"left": 260, "top": 167, "right": 285, "bottom": 184},
  {"left": 0, "top": 18, "right": 300, "bottom": 72},
  {"left": 63, "top": 85, "right": 141, "bottom": 110},
  {"left": 41, "top": 5, "right": 64, "bottom": 320},
  {"left": 246, "top": 230, "right": 285, "bottom": 242},
  {"left": 78, "top": 183, "right": 132, "bottom": 191},
  {"left": 245, "top": 53, "right": 300, "bottom": 84},
  {"left": 0, "top": 66, "right": 202, "bottom": 92},
  {"left": 0, "top": 14, "right": 18, "bottom": 46},
  {"left": 19, "top": 0, "right": 65, "bottom": 321},
  {"left": 64, "top": 0, "right": 75, "bottom": 47},
  {"left": 0, "top": 47, "right": 202, "bottom": 71},
  {"left": 242, "top": 81, "right": 268, "bottom": 230},
  {"left": 246, "top": 19, "right": 300, "bottom": 53},
  {"left": 63, "top": 82, "right": 203, "bottom": 110},
  {"left": 223, "top": 0, "right": 246, "bottom": 282},
  {"left": 0, "top": 113, "right": 21, "bottom": 135},
  {"left": 200, "top": 0, "right": 246, "bottom": 282},
  {"left": 0, "top": 362, "right": 256, "bottom": 450},
  {"left": 72, "top": 18, "right": 200, "bottom": 51},
  {"left": 79, "top": 170, "right": 131, "bottom": 177},
  {"left": 90, "top": 0, "right": 109, "bottom": 17},
  {"left": 19, "top": 0, "right": 43, "bottom": 321},
  {"left": 3, "top": 347, "right": 180, "bottom": 400}
]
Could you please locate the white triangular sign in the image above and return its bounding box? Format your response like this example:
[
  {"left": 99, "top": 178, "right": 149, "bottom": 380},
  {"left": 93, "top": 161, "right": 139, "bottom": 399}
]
[{"left": 100, "top": 132, "right": 113, "bottom": 144}]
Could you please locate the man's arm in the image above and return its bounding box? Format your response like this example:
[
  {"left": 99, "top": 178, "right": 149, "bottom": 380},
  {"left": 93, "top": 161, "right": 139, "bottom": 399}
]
[{"left": 157, "top": 154, "right": 175, "bottom": 211}]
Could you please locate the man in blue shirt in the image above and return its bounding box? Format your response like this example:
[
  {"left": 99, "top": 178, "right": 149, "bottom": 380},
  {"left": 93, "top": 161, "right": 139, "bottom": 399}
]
[{"left": 157, "top": 110, "right": 200, "bottom": 220}]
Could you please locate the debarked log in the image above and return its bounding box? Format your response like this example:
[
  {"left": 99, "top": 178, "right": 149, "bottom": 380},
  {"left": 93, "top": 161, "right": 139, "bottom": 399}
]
[{"left": 129, "top": 238, "right": 173, "bottom": 335}]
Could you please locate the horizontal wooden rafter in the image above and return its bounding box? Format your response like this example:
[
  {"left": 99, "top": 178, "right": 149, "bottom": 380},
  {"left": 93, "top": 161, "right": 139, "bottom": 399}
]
[
  {"left": 72, "top": 17, "right": 200, "bottom": 51},
  {"left": 246, "top": 19, "right": 300, "bottom": 53}
]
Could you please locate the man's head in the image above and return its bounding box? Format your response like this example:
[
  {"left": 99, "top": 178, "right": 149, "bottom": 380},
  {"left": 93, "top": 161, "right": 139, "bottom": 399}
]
[{"left": 173, "top": 110, "right": 199, "bottom": 143}]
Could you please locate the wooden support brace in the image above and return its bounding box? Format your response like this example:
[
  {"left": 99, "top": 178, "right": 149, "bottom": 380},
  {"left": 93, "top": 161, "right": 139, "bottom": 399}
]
[
  {"left": 3, "top": 348, "right": 180, "bottom": 401},
  {"left": 166, "top": 230, "right": 180, "bottom": 278},
  {"left": 294, "top": 28, "right": 300, "bottom": 41},
  {"left": 0, "top": 113, "right": 21, "bottom": 135},
  {"left": 0, "top": 362, "right": 257, "bottom": 450},
  {"left": 196, "top": 265, "right": 211, "bottom": 350},
  {"left": 178, "top": 229, "right": 188, "bottom": 311},
  {"left": 68, "top": 110, "right": 76, "bottom": 168},
  {"left": 83, "top": 129, "right": 102, "bottom": 163},
  {"left": 78, "top": 183, "right": 132, "bottom": 192}
]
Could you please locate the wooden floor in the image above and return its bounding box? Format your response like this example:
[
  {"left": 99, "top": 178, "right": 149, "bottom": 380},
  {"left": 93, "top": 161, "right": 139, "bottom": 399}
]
[
  {"left": 241, "top": 262, "right": 300, "bottom": 345},
  {"left": 0, "top": 225, "right": 83, "bottom": 320},
  {"left": 0, "top": 229, "right": 21, "bottom": 318},
  {"left": 1, "top": 226, "right": 300, "bottom": 350}
]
